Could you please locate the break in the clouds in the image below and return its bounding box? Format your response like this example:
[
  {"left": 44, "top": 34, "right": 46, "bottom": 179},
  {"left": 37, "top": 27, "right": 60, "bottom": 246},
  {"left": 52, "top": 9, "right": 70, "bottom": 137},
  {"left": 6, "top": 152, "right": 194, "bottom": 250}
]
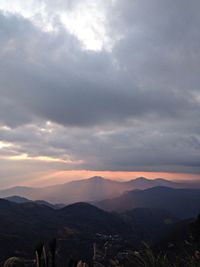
[{"left": 0, "top": 0, "right": 200, "bottom": 187}]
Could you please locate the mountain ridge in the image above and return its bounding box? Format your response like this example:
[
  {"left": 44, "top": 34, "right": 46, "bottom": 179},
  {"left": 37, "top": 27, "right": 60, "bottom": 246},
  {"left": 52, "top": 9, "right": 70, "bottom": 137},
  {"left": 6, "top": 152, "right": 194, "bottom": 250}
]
[
  {"left": 0, "top": 176, "right": 199, "bottom": 204},
  {"left": 95, "top": 186, "right": 200, "bottom": 218}
]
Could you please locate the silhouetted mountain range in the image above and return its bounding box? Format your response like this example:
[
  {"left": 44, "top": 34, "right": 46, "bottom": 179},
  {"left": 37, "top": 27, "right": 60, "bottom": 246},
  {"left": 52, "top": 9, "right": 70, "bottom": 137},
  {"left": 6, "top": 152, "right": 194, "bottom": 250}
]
[
  {"left": 1, "top": 184, "right": 200, "bottom": 263},
  {"left": 5, "top": 196, "right": 65, "bottom": 209},
  {"left": 0, "top": 176, "right": 199, "bottom": 204},
  {"left": 96, "top": 186, "right": 200, "bottom": 218},
  {"left": 0, "top": 198, "right": 132, "bottom": 262}
]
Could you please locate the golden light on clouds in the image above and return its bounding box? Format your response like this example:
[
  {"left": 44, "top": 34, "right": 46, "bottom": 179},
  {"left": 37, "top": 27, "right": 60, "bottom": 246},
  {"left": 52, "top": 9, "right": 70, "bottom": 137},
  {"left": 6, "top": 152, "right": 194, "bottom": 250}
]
[
  {"left": 1, "top": 153, "right": 83, "bottom": 165},
  {"left": 0, "top": 141, "right": 13, "bottom": 149}
]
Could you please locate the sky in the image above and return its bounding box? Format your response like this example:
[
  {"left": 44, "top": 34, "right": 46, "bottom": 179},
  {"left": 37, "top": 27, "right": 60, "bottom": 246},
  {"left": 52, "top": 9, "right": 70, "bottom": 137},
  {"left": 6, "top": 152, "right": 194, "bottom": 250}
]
[{"left": 0, "top": 0, "right": 200, "bottom": 188}]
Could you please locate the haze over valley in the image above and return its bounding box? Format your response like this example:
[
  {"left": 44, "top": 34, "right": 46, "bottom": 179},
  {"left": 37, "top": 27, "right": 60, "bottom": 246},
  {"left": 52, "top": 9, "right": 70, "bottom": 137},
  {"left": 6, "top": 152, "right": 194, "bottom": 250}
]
[{"left": 0, "top": 176, "right": 200, "bottom": 204}]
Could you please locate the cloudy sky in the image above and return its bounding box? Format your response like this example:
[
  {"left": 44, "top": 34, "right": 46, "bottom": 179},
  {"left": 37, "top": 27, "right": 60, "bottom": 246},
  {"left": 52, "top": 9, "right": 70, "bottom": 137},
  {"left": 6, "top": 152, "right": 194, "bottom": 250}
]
[{"left": 0, "top": 0, "right": 200, "bottom": 188}]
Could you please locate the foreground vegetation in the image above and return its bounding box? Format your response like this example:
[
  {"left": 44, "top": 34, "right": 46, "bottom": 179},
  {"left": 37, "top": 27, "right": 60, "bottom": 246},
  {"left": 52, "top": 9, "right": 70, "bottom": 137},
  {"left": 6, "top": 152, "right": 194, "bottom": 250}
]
[
  {"left": 2, "top": 215, "right": 200, "bottom": 267},
  {"left": 3, "top": 242, "right": 200, "bottom": 267}
]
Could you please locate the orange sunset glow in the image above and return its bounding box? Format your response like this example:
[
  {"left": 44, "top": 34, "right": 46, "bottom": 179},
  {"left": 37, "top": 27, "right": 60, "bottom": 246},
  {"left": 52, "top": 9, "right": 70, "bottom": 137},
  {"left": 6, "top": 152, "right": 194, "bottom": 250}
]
[{"left": 23, "top": 170, "right": 200, "bottom": 188}]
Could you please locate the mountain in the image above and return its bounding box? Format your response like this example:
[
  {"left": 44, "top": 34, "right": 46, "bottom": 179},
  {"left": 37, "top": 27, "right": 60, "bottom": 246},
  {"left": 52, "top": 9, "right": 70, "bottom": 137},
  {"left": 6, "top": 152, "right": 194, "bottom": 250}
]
[
  {"left": 4, "top": 195, "right": 64, "bottom": 209},
  {"left": 126, "top": 177, "right": 182, "bottom": 189},
  {"left": 5, "top": 195, "right": 31, "bottom": 204},
  {"left": 121, "top": 208, "right": 179, "bottom": 246},
  {"left": 0, "top": 199, "right": 131, "bottom": 263},
  {"left": 0, "top": 176, "right": 128, "bottom": 203},
  {"left": 0, "top": 197, "right": 197, "bottom": 263},
  {"left": 95, "top": 186, "right": 200, "bottom": 219},
  {"left": 0, "top": 176, "right": 199, "bottom": 204}
]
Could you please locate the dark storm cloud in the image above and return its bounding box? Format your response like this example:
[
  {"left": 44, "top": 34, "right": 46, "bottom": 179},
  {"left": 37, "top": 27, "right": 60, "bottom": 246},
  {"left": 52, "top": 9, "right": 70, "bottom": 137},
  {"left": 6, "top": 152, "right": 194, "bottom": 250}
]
[
  {"left": 0, "top": 10, "right": 198, "bottom": 128},
  {"left": 109, "top": 0, "right": 200, "bottom": 91},
  {"left": 0, "top": 0, "right": 200, "bottom": 177}
]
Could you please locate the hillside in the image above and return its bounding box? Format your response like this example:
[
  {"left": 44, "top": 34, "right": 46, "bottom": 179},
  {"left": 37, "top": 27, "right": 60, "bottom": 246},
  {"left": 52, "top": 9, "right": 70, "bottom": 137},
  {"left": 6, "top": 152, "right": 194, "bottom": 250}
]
[
  {"left": 0, "top": 199, "right": 131, "bottom": 262},
  {"left": 0, "top": 198, "right": 183, "bottom": 263},
  {"left": 121, "top": 208, "right": 179, "bottom": 245},
  {"left": 95, "top": 186, "right": 200, "bottom": 218},
  {"left": 1, "top": 196, "right": 199, "bottom": 265}
]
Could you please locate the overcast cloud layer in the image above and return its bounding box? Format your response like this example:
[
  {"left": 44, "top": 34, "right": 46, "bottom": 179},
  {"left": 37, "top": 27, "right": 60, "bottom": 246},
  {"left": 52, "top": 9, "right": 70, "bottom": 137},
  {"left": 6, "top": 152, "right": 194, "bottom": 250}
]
[{"left": 0, "top": 0, "right": 200, "bottom": 187}]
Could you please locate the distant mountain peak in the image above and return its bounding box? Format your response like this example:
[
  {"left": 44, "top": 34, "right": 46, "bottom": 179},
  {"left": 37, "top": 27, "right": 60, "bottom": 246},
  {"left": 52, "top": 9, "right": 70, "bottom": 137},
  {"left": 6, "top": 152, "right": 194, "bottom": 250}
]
[
  {"left": 86, "top": 176, "right": 110, "bottom": 182},
  {"left": 87, "top": 176, "right": 106, "bottom": 181},
  {"left": 154, "top": 178, "right": 170, "bottom": 182},
  {"left": 133, "top": 177, "right": 169, "bottom": 182},
  {"left": 134, "top": 177, "right": 149, "bottom": 181}
]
